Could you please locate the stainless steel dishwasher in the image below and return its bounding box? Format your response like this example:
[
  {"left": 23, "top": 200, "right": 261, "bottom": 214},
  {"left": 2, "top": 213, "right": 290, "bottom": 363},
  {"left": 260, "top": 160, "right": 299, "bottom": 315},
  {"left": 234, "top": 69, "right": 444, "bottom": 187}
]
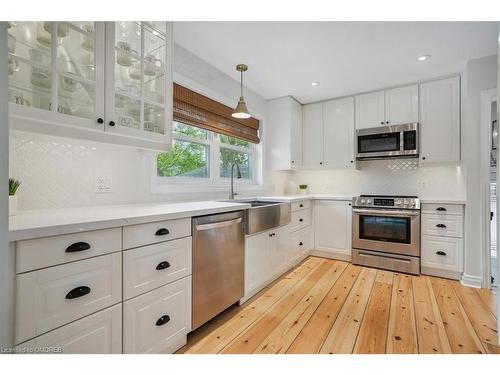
[{"left": 192, "top": 211, "right": 245, "bottom": 330}]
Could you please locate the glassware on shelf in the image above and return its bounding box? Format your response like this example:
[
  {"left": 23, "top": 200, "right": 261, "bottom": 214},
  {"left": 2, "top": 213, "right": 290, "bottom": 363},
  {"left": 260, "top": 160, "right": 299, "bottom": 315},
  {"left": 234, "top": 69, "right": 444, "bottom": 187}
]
[
  {"left": 80, "top": 23, "right": 94, "bottom": 52},
  {"left": 30, "top": 49, "right": 52, "bottom": 89},
  {"left": 128, "top": 60, "right": 142, "bottom": 81},
  {"left": 43, "top": 22, "right": 69, "bottom": 38}
]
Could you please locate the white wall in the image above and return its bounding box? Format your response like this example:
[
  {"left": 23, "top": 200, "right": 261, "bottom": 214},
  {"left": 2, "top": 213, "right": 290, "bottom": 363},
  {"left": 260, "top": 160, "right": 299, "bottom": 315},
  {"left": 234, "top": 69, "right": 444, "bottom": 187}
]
[
  {"left": 9, "top": 44, "right": 289, "bottom": 211},
  {"left": 288, "top": 160, "right": 465, "bottom": 200},
  {"left": 462, "top": 55, "right": 498, "bottom": 286}
]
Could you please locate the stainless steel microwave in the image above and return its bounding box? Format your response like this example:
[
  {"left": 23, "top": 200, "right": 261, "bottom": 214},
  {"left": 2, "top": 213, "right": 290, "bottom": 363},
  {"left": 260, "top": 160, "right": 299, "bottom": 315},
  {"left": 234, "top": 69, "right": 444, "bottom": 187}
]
[{"left": 356, "top": 123, "right": 419, "bottom": 160}]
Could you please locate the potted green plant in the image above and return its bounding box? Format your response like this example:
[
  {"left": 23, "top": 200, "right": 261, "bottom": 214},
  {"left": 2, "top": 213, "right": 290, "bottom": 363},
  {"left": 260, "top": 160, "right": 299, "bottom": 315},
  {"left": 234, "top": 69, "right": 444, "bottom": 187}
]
[
  {"left": 298, "top": 184, "right": 308, "bottom": 195},
  {"left": 9, "top": 178, "right": 21, "bottom": 216}
]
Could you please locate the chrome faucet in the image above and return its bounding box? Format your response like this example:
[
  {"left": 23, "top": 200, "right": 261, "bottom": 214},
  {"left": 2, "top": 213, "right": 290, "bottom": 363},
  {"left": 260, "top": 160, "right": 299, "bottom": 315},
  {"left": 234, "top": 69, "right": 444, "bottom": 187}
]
[{"left": 229, "top": 163, "right": 242, "bottom": 200}]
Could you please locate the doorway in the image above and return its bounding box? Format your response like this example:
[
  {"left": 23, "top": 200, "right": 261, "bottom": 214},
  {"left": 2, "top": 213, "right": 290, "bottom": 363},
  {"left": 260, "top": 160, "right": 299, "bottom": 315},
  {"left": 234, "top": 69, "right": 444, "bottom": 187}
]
[{"left": 482, "top": 89, "right": 498, "bottom": 289}]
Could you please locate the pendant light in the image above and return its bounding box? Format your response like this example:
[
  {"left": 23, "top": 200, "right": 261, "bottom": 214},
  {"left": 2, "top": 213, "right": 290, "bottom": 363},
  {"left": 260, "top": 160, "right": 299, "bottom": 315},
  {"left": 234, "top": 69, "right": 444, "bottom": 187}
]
[{"left": 232, "top": 64, "right": 251, "bottom": 119}]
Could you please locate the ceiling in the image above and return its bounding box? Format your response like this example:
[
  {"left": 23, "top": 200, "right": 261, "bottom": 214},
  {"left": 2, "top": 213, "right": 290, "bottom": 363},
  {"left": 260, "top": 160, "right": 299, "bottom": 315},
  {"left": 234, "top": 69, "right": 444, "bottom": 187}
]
[{"left": 174, "top": 22, "right": 498, "bottom": 104}]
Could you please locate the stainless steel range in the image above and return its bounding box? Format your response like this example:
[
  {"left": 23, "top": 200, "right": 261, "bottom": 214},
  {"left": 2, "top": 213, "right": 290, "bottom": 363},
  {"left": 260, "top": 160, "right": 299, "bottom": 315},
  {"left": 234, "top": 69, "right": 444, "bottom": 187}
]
[{"left": 351, "top": 195, "right": 421, "bottom": 275}]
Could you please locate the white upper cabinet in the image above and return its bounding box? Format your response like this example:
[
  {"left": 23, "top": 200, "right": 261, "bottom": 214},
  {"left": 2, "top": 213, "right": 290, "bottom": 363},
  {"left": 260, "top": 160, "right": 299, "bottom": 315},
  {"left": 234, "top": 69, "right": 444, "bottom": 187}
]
[
  {"left": 355, "top": 84, "right": 418, "bottom": 129},
  {"left": 7, "top": 21, "right": 172, "bottom": 151},
  {"left": 420, "top": 76, "right": 460, "bottom": 164},
  {"left": 384, "top": 84, "right": 418, "bottom": 125},
  {"left": 323, "top": 97, "right": 355, "bottom": 168},
  {"left": 302, "top": 102, "right": 324, "bottom": 168},
  {"left": 267, "top": 96, "right": 303, "bottom": 169},
  {"left": 355, "top": 91, "right": 385, "bottom": 129}
]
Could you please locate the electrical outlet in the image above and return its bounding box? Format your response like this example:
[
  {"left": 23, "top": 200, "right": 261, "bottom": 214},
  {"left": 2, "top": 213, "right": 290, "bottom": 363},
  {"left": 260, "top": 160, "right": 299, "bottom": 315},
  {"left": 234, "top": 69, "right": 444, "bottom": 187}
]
[{"left": 95, "top": 175, "right": 112, "bottom": 193}]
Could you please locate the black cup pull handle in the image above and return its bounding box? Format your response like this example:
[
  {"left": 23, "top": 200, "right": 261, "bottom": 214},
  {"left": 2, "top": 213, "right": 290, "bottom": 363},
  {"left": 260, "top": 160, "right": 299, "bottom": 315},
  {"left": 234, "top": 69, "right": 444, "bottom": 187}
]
[
  {"left": 156, "top": 314, "right": 170, "bottom": 326},
  {"left": 436, "top": 207, "right": 447, "bottom": 211},
  {"left": 436, "top": 224, "right": 447, "bottom": 228},
  {"left": 66, "top": 286, "right": 91, "bottom": 299},
  {"left": 436, "top": 251, "right": 447, "bottom": 256},
  {"left": 299, "top": 242, "right": 303, "bottom": 246},
  {"left": 156, "top": 261, "right": 171, "bottom": 270},
  {"left": 299, "top": 204, "right": 304, "bottom": 208},
  {"left": 155, "top": 228, "right": 170, "bottom": 236},
  {"left": 65, "top": 242, "right": 91, "bottom": 253}
]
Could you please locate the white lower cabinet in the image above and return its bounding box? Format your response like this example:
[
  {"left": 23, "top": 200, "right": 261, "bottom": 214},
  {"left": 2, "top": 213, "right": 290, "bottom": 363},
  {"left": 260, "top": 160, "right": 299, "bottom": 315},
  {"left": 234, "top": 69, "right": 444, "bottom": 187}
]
[
  {"left": 123, "top": 276, "right": 191, "bottom": 354},
  {"left": 420, "top": 203, "right": 464, "bottom": 280},
  {"left": 15, "top": 252, "right": 122, "bottom": 344},
  {"left": 123, "top": 237, "right": 192, "bottom": 300},
  {"left": 16, "top": 304, "right": 122, "bottom": 354},
  {"left": 312, "top": 200, "right": 352, "bottom": 260}
]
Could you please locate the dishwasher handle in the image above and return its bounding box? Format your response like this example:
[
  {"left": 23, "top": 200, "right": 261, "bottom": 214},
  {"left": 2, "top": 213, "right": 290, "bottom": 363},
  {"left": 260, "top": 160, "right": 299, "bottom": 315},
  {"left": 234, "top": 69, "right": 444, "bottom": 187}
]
[{"left": 195, "top": 217, "right": 243, "bottom": 231}]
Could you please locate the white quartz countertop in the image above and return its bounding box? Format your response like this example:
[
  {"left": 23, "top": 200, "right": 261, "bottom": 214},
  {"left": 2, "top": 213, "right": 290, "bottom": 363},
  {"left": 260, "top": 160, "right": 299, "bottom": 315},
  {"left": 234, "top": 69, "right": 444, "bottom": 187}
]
[
  {"left": 257, "top": 194, "right": 353, "bottom": 202},
  {"left": 9, "top": 201, "right": 251, "bottom": 241},
  {"left": 419, "top": 198, "right": 466, "bottom": 205}
]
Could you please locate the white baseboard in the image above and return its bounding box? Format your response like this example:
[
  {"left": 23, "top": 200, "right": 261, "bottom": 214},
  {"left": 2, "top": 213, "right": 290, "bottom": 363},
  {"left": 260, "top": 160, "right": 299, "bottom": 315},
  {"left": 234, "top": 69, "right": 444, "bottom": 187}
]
[
  {"left": 310, "top": 249, "right": 351, "bottom": 262},
  {"left": 461, "top": 273, "right": 483, "bottom": 288},
  {"left": 421, "top": 266, "right": 462, "bottom": 281}
]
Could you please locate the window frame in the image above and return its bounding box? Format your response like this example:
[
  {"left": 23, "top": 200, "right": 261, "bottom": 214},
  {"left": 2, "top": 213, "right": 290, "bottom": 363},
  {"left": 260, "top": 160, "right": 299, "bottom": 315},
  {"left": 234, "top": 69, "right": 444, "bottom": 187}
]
[{"left": 154, "top": 121, "right": 259, "bottom": 187}]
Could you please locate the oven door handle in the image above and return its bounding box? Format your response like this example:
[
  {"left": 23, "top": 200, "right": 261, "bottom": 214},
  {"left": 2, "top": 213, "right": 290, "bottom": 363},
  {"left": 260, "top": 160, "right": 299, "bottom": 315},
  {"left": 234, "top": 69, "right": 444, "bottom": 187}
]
[{"left": 352, "top": 208, "right": 420, "bottom": 217}]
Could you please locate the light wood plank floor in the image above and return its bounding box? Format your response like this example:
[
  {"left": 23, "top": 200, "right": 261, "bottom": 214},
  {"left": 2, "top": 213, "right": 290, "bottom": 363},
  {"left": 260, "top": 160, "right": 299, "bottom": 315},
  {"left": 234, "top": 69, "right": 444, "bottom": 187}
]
[{"left": 178, "top": 256, "right": 499, "bottom": 354}]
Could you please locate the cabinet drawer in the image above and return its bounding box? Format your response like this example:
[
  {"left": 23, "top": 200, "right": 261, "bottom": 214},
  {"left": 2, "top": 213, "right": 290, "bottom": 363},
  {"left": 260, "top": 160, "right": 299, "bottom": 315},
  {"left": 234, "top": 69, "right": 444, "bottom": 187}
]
[
  {"left": 123, "top": 237, "right": 192, "bottom": 300},
  {"left": 290, "top": 209, "right": 311, "bottom": 231},
  {"left": 421, "top": 203, "right": 463, "bottom": 216},
  {"left": 123, "top": 218, "right": 191, "bottom": 249},
  {"left": 16, "top": 228, "right": 122, "bottom": 274},
  {"left": 123, "top": 276, "right": 191, "bottom": 354},
  {"left": 15, "top": 252, "right": 122, "bottom": 344},
  {"left": 291, "top": 200, "right": 311, "bottom": 212},
  {"left": 421, "top": 214, "right": 463, "bottom": 238},
  {"left": 16, "top": 304, "right": 122, "bottom": 354},
  {"left": 421, "top": 235, "right": 463, "bottom": 272}
]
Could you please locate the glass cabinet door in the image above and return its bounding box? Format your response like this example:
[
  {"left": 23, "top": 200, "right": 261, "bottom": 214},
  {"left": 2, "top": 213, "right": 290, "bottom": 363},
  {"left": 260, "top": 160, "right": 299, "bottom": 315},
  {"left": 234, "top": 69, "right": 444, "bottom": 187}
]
[
  {"left": 7, "top": 22, "right": 104, "bottom": 125},
  {"left": 107, "top": 21, "right": 171, "bottom": 139}
]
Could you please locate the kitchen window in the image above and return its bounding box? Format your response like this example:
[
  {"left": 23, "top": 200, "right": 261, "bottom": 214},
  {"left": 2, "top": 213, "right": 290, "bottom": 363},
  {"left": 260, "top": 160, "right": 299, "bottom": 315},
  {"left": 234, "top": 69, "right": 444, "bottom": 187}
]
[
  {"left": 154, "top": 83, "right": 261, "bottom": 190},
  {"left": 156, "top": 121, "right": 258, "bottom": 184}
]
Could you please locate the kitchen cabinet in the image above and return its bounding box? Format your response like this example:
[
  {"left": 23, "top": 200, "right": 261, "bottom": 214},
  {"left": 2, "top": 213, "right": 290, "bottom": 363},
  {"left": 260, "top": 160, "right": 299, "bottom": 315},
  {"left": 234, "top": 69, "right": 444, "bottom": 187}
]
[
  {"left": 420, "top": 76, "right": 460, "bottom": 164},
  {"left": 355, "top": 91, "right": 385, "bottom": 129},
  {"left": 303, "top": 99, "right": 355, "bottom": 169},
  {"left": 323, "top": 97, "right": 355, "bottom": 168},
  {"left": 7, "top": 21, "right": 172, "bottom": 151},
  {"left": 302, "top": 102, "right": 324, "bottom": 168},
  {"left": 267, "top": 96, "right": 303, "bottom": 169},
  {"left": 421, "top": 202, "right": 464, "bottom": 280},
  {"left": 312, "top": 200, "right": 352, "bottom": 260},
  {"left": 355, "top": 84, "right": 418, "bottom": 129}
]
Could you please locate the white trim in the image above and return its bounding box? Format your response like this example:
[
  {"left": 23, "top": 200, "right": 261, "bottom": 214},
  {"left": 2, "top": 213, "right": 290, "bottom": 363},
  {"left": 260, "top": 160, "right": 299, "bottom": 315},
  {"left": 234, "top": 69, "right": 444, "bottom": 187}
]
[
  {"left": 310, "top": 249, "right": 352, "bottom": 262},
  {"left": 480, "top": 89, "right": 497, "bottom": 288},
  {"left": 461, "top": 273, "right": 483, "bottom": 288}
]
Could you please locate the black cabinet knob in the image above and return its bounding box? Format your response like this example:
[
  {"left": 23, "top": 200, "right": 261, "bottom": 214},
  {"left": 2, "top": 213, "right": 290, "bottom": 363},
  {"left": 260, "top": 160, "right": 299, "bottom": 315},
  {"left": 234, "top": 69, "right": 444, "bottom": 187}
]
[
  {"left": 156, "top": 261, "right": 171, "bottom": 270},
  {"left": 422, "top": 156, "right": 426, "bottom": 160},
  {"left": 97, "top": 118, "right": 104, "bottom": 124},
  {"left": 320, "top": 162, "right": 323, "bottom": 165},
  {"left": 155, "top": 228, "right": 170, "bottom": 236},
  {"left": 291, "top": 160, "right": 295, "bottom": 164},
  {"left": 299, "top": 218, "right": 303, "bottom": 222},
  {"left": 436, "top": 251, "right": 447, "bottom": 256},
  {"left": 156, "top": 314, "right": 170, "bottom": 326},
  {"left": 350, "top": 160, "right": 354, "bottom": 163},
  {"left": 436, "top": 207, "right": 447, "bottom": 211},
  {"left": 108, "top": 121, "right": 115, "bottom": 127},
  {"left": 380, "top": 122, "right": 384, "bottom": 125},
  {"left": 65, "top": 242, "right": 91, "bottom": 253},
  {"left": 436, "top": 223, "right": 447, "bottom": 228},
  {"left": 66, "top": 286, "right": 91, "bottom": 299},
  {"left": 386, "top": 121, "right": 389, "bottom": 124}
]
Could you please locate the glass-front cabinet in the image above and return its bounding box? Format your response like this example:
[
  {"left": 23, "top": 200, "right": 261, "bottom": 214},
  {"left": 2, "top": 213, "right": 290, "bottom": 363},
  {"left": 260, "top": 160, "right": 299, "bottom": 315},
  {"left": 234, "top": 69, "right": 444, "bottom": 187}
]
[{"left": 7, "top": 21, "right": 172, "bottom": 151}]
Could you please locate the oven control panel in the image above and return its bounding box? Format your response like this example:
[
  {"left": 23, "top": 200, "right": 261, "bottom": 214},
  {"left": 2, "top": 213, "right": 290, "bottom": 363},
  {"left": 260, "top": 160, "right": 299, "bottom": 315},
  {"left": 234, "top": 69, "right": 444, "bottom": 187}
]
[{"left": 352, "top": 195, "right": 420, "bottom": 210}]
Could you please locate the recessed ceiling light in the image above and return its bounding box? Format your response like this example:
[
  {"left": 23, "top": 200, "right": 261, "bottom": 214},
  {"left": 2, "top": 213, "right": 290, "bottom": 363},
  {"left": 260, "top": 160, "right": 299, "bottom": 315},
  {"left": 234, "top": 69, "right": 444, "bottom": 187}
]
[
  {"left": 417, "top": 55, "right": 431, "bottom": 62},
  {"left": 311, "top": 82, "right": 319, "bottom": 86}
]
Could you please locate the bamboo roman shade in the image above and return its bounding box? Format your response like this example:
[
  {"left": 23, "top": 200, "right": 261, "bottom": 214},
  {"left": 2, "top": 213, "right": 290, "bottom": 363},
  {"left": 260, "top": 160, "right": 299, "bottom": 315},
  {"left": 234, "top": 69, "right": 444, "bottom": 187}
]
[{"left": 173, "top": 83, "right": 260, "bottom": 143}]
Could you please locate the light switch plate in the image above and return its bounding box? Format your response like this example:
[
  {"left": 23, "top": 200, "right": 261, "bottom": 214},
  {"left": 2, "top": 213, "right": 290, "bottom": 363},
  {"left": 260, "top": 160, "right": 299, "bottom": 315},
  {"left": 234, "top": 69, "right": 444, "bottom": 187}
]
[{"left": 95, "top": 175, "right": 112, "bottom": 193}]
